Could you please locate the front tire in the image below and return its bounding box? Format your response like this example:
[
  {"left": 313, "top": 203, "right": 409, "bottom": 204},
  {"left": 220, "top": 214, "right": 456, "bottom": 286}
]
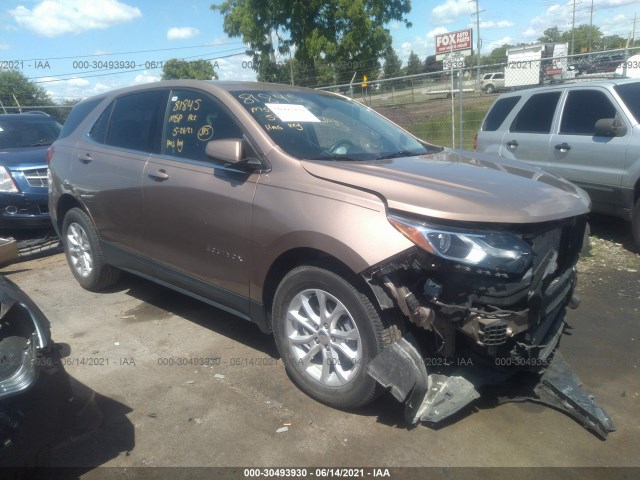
[
  {"left": 62, "top": 208, "right": 120, "bottom": 291},
  {"left": 272, "top": 265, "right": 399, "bottom": 409}
]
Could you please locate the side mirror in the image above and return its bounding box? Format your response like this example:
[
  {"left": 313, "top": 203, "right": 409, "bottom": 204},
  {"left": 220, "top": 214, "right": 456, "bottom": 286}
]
[
  {"left": 594, "top": 118, "right": 627, "bottom": 137},
  {"left": 205, "top": 139, "right": 243, "bottom": 163}
]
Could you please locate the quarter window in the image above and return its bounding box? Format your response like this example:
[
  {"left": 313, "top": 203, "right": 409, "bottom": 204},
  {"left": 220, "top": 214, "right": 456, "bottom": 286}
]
[
  {"left": 482, "top": 96, "right": 520, "bottom": 131},
  {"left": 510, "top": 91, "right": 561, "bottom": 134},
  {"left": 162, "top": 90, "right": 244, "bottom": 161},
  {"left": 560, "top": 90, "right": 618, "bottom": 135},
  {"left": 102, "top": 90, "right": 167, "bottom": 153}
]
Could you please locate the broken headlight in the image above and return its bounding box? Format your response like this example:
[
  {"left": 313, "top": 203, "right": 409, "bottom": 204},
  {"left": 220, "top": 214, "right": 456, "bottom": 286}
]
[{"left": 388, "top": 214, "right": 532, "bottom": 274}]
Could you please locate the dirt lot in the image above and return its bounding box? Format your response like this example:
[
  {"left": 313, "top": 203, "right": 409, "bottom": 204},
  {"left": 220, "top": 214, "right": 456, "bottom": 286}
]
[{"left": 1, "top": 215, "right": 639, "bottom": 479}]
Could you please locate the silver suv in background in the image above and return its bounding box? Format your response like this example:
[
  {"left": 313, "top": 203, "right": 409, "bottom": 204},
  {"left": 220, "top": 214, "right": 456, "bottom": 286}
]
[
  {"left": 480, "top": 72, "right": 505, "bottom": 93},
  {"left": 475, "top": 79, "right": 640, "bottom": 247}
]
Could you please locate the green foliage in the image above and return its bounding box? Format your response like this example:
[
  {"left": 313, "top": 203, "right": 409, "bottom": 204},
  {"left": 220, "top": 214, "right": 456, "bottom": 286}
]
[
  {"left": 423, "top": 55, "right": 442, "bottom": 74},
  {"left": 483, "top": 44, "right": 511, "bottom": 66},
  {"left": 212, "top": 0, "right": 411, "bottom": 86},
  {"left": 383, "top": 48, "right": 402, "bottom": 79},
  {"left": 538, "top": 27, "right": 563, "bottom": 44},
  {"left": 406, "top": 100, "right": 493, "bottom": 150},
  {"left": 405, "top": 51, "right": 422, "bottom": 76},
  {"left": 538, "top": 24, "right": 602, "bottom": 53},
  {"left": 0, "top": 70, "right": 55, "bottom": 114},
  {"left": 161, "top": 59, "right": 218, "bottom": 80}
]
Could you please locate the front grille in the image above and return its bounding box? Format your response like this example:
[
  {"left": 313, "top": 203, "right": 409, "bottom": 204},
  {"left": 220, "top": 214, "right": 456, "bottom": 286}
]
[
  {"left": 479, "top": 320, "right": 508, "bottom": 346},
  {"left": 23, "top": 168, "right": 48, "bottom": 187}
]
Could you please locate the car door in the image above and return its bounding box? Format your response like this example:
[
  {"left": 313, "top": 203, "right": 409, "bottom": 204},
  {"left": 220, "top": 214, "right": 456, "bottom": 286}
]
[
  {"left": 546, "top": 88, "right": 630, "bottom": 213},
  {"left": 142, "top": 89, "right": 262, "bottom": 313},
  {"left": 498, "top": 90, "right": 562, "bottom": 170},
  {"left": 76, "top": 89, "right": 167, "bottom": 254}
]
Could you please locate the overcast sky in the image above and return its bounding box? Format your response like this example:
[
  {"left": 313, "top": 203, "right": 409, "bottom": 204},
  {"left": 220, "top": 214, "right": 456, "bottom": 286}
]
[{"left": 1, "top": 0, "right": 638, "bottom": 101}]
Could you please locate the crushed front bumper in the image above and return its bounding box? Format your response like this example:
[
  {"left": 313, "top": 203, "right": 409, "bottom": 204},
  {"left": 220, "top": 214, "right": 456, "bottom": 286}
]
[{"left": 364, "top": 214, "right": 614, "bottom": 438}]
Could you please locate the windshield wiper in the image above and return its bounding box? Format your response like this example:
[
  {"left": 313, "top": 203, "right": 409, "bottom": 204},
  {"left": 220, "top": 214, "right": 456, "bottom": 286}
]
[
  {"left": 376, "top": 150, "right": 425, "bottom": 160},
  {"left": 306, "top": 155, "right": 361, "bottom": 161},
  {"left": 30, "top": 139, "right": 53, "bottom": 147}
]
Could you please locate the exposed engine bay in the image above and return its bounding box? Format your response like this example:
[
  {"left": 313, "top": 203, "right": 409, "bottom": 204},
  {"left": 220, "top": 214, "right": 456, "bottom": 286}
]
[{"left": 364, "top": 213, "right": 615, "bottom": 439}]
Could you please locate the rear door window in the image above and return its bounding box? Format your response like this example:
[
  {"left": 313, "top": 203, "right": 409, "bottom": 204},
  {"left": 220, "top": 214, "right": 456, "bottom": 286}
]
[
  {"left": 559, "top": 90, "right": 618, "bottom": 135},
  {"left": 510, "top": 91, "right": 561, "bottom": 133},
  {"left": 482, "top": 96, "right": 520, "bottom": 131}
]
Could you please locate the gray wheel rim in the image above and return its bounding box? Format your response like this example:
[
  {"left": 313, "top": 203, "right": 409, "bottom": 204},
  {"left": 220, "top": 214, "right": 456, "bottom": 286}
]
[
  {"left": 285, "top": 288, "right": 362, "bottom": 387},
  {"left": 67, "top": 222, "right": 93, "bottom": 278}
]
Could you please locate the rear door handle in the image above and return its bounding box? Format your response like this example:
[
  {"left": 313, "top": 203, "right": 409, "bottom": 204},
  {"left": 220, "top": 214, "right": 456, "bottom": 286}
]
[
  {"left": 78, "top": 154, "right": 92, "bottom": 164},
  {"left": 148, "top": 169, "right": 170, "bottom": 181},
  {"left": 506, "top": 140, "right": 519, "bottom": 148},
  {"left": 554, "top": 142, "right": 571, "bottom": 152}
]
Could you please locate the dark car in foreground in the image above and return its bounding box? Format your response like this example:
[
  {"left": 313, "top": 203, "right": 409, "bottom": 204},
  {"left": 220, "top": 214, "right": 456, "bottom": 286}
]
[
  {"left": 0, "top": 272, "right": 71, "bottom": 470},
  {"left": 49, "top": 80, "right": 613, "bottom": 437},
  {"left": 0, "top": 113, "right": 61, "bottom": 229}
]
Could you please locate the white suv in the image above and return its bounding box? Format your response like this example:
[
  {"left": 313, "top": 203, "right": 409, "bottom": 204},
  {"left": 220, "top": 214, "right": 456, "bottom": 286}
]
[{"left": 480, "top": 72, "right": 505, "bottom": 93}]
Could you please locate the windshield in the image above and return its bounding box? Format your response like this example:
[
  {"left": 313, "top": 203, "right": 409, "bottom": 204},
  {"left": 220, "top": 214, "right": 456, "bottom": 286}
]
[
  {"left": 0, "top": 116, "right": 62, "bottom": 149},
  {"left": 231, "top": 90, "right": 441, "bottom": 161},
  {"left": 614, "top": 82, "right": 640, "bottom": 124}
]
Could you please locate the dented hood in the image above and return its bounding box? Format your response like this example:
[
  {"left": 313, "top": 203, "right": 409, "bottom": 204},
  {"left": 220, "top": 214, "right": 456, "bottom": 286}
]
[{"left": 301, "top": 149, "right": 590, "bottom": 223}]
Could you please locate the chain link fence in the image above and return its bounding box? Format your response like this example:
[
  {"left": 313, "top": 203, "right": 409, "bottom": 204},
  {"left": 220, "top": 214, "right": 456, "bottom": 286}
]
[{"left": 316, "top": 47, "right": 640, "bottom": 151}]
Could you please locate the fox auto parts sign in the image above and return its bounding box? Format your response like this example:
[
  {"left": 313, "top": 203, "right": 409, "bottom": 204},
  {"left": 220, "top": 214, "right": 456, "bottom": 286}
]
[{"left": 435, "top": 29, "right": 473, "bottom": 60}]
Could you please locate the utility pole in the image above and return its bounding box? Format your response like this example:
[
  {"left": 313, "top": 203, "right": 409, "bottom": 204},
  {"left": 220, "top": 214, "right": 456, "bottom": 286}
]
[
  {"left": 588, "top": 0, "right": 594, "bottom": 52},
  {"left": 571, "top": 0, "right": 577, "bottom": 55},
  {"left": 470, "top": 0, "right": 485, "bottom": 86}
]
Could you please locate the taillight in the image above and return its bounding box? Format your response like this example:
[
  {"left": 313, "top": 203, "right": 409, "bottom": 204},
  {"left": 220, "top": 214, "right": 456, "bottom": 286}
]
[
  {"left": 472, "top": 133, "right": 478, "bottom": 151},
  {"left": 46, "top": 145, "right": 54, "bottom": 164}
]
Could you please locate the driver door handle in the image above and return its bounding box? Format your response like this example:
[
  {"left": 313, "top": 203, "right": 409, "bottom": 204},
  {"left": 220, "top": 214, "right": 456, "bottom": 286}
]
[
  {"left": 555, "top": 142, "right": 571, "bottom": 152},
  {"left": 148, "top": 169, "right": 170, "bottom": 181},
  {"left": 506, "top": 140, "right": 519, "bottom": 148}
]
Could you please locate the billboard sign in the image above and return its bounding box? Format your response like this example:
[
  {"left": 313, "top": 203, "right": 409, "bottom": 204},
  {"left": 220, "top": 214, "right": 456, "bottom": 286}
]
[{"left": 435, "top": 29, "right": 473, "bottom": 60}]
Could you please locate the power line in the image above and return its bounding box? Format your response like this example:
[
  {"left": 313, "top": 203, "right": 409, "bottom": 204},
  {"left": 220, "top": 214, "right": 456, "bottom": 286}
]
[{"left": 5, "top": 41, "right": 245, "bottom": 63}]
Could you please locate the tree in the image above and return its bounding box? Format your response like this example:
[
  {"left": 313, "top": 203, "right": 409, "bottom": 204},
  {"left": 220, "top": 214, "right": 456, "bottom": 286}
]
[
  {"left": 483, "top": 44, "right": 511, "bottom": 66},
  {"left": 423, "top": 55, "right": 442, "bottom": 74},
  {"left": 600, "top": 34, "right": 625, "bottom": 51},
  {"left": 566, "top": 24, "right": 602, "bottom": 53},
  {"left": 382, "top": 47, "right": 402, "bottom": 79},
  {"left": 0, "top": 70, "right": 55, "bottom": 114},
  {"left": 538, "top": 27, "right": 562, "bottom": 44},
  {"left": 405, "top": 51, "right": 422, "bottom": 76},
  {"left": 161, "top": 59, "right": 218, "bottom": 80},
  {"left": 212, "top": 0, "right": 412, "bottom": 86}
]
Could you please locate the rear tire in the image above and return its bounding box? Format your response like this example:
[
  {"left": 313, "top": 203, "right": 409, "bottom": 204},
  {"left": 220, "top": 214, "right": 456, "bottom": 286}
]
[
  {"left": 272, "top": 265, "right": 400, "bottom": 409},
  {"left": 62, "top": 208, "right": 120, "bottom": 291}
]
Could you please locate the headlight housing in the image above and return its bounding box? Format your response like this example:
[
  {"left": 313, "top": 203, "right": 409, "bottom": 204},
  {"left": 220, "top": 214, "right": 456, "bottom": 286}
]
[
  {"left": 0, "top": 167, "right": 18, "bottom": 193},
  {"left": 388, "top": 214, "right": 532, "bottom": 275}
]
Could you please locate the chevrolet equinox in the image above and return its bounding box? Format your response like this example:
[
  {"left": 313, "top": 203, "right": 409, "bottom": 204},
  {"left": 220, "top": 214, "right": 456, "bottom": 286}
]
[{"left": 48, "top": 81, "right": 613, "bottom": 437}]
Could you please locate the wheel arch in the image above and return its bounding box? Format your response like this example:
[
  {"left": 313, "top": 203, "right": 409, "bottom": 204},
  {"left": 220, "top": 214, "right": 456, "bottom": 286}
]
[
  {"left": 260, "top": 247, "right": 393, "bottom": 333},
  {"left": 261, "top": 248, "right": 353, "bottom": 326},
  {"left": 55, "top": 194, "right": 87, "bottom": 234}
]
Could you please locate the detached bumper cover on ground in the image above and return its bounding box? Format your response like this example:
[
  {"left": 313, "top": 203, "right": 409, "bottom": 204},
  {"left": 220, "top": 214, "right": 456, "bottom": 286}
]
[{"left": 368, "top": 335, "right": 615, "bottom": 439}]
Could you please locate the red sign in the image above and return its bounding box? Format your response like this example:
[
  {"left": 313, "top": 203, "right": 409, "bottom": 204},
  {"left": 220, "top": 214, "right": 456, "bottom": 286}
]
[{"left": 435, "top": 29, "right": 473, "bottom": 55}]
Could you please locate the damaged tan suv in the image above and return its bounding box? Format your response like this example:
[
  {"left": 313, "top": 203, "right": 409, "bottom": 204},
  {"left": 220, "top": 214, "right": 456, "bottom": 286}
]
[{"left": 49, "top": 81, "right": 614, "bottom": 437}]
